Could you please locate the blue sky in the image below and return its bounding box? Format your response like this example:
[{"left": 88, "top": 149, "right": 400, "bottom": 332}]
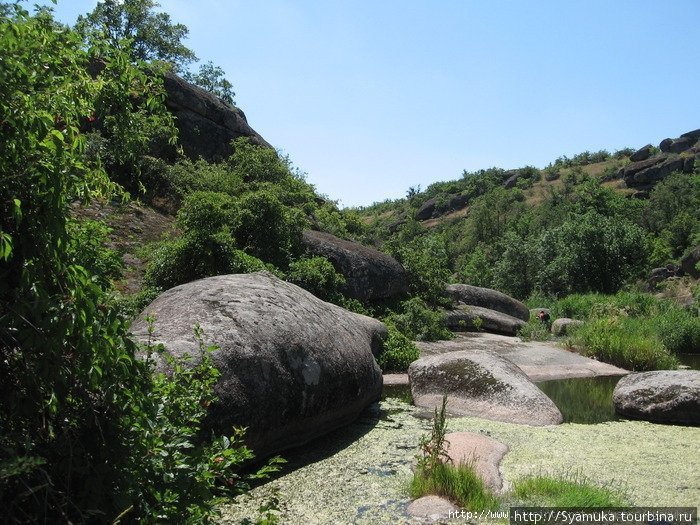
[{"left": 43, "top": 1, "right": 700, "bottom": 207}]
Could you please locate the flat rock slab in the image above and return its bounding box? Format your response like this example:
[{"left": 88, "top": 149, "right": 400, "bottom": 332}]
[
  {"left": 406, "top": 495, "right": 458, "bottom": 522},
  {"left": 444, "top": 432, "right": 508, "bottom": 493},
  {"left": 409, "top": 350, "right": 563, "bottom": 426},
  {"left": 417, "top": 332, "right": 628, "bottom": 381},
  {"left": 383, "top": 373, "right": 409, "bottom": 386},
  {"left": 613, "top": 371, "right": 700, "bottom": 425}
]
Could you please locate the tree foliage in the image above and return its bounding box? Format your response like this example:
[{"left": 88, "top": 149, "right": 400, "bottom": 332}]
[
  {"left": 76, "top": 0, "right": 197, "bottom": 71},
  {"left": 0, "top": 7, "right": 274, "bottom": 521},
  {"left": 185, "top": 60, "right": 236, "bottom": 105}
]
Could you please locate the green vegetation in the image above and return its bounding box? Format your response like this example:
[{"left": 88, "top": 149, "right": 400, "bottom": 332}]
[
  {"left": 286, "top": 256, "right": 346, "bottom": 303},
  {"left": 377, "top": 326, "right": 420, "bottom": 372},
  {"left": 0, "top": 6, "right": 277, "bottom": 521},
  {"left": 525, "top": 291, "right": 699, "bottom": 369},
  {"left": 410, "top": 397, "right": 499, "bottom": 510},
  {"left": 512, "top": 472, "right": 628, "bottom": 506}
]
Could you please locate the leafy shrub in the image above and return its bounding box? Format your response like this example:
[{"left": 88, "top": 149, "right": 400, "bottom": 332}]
[
  {"left": 388, "top": 234, "right": 452, "bottom": 305},
  {"left": 518, "top": 319, "right": 551, "bottom": 342},
  {"left": 66, "top": 217, "right": 123, "bottom": 289},
  {"left": 176, "top": 190, "right": 235, "bottom": 232},
  {"left": 145, "top": 232, "right": 268, "bottom": 290},
  {"left": 130, "top": 321, "right": 283, "bottom": 522},
  {"left": 535, "top": 212, "right": 649, "bottom": 296},
  {"left": 286, "top": 256, "right": 346, "bottom": 303},
  {"left": 386, "top": 297, "right": 452, "bottom": 342},
  {"left": 0, "top": 7, "right": 271, "bottom": 521},
  {"left": 231, "top": 188, "right": 308, "bottom": 269},
  {"left": 377, "top": 326, "right": 419, "bottom": 372}
]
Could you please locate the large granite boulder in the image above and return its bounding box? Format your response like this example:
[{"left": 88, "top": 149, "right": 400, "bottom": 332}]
[
  {"left": 613, "top": 371, "right": 700, "bottom": 425},
  {"left": 301, "top": 230, "right": 408, "bottom": 302},
  {"left": 622, "top": 154, "right": 688, "bottom": 188},
  {"left": 445, "top": 284, "right": 530, "bottom": 322},
  {"left": 130, "top": 272, "right": 386, "bottom": 458},
  {"left": 443, "top": 305, "right": 526, "bottom": 336},
  {"left": 630, "top": 144, "right": 653, "bottom": 162},
  {"left": 408, "top": 350, "right": 563, "bottom": 426},
  {"left": 416, "top": 193, "right": 469, "bottom": 221},
  {"left": 162, "top": 72, "right": 272, "bottom": 162}
]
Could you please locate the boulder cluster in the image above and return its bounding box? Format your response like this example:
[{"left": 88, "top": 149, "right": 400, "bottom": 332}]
[
  {"left": 619, "top": 129, "right": 699, "bottom": 194},
  {"left": 442, "top": 284, "right": 529, "bottom": 336}
]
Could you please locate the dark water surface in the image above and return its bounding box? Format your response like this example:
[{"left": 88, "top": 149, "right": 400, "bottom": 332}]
[{"left": 536, "top": 375, "right": 622, "bottom": 424}]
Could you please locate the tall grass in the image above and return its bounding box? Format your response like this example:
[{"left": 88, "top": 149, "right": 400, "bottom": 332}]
[
  {"left": 410, "top": 396, "right": 499, "bottom": 510},
  {"left": 526, "top": 290, "right": 699, "bottom": 370},
  {"left": 571, "top": 317, "right": 679, "bottom": 371},
  {"left": 410, "top": 461, "right": 499, "bottom": 511},
  {"left": 513, "top": 472, "right": 628, "bottom": 506}
]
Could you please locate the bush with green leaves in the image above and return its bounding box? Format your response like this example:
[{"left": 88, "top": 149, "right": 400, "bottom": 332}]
[
  {"left": 385, "top": 297, "right": 452, "bottom": 342},
  {"left": 286, "top": 256, "right": 346, "bottom": 303},
  {"left": 0, "top": 8, "right": 274, "bottom": 521},
  {"left": 534, "top": 212, "right": 648, "bottom": 296},
  {"left": 377, "top": 326, "right": 420, "bottom": 372},
  {"left": 387, "top": 234, "right": 452, "bottom": 305},
  {"left": 231, "top": 188, "right": 308, "bottom": 269},
  {"left": 66, "top": 217, "right": 124, "bottom": 289}
]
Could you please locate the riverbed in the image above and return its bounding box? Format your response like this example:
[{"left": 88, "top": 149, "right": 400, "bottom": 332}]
[{"left": 218, "top": 393, "right": 700, "bottom": 524}]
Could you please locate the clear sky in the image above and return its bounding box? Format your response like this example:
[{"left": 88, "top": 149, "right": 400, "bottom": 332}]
[{"left": 41, "top": 0, "right": 700, "bottom": 207}]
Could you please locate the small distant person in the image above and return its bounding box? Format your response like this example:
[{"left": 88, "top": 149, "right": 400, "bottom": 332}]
[{"left": 538, "top": 310, "right": 550, "bottom": 327}]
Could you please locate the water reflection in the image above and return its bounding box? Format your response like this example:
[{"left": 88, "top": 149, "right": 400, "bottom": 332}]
[{"left": 536, "top": 376, "right": 622, "bottom": 424}]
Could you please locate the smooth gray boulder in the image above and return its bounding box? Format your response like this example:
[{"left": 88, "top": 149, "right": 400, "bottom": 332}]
[
  {"left": 613, "top": 371, "right": 700, "bottom": 425},
  {"left": 446, "top": 284, "right": 530, "bottom": 321},
  {"left": 301, "top": 230, "right": 408, "bottom": 302},
  {"left": 130, "top": 272, "right": 386, "bottom": 458},
  {"left": 443, "top": 305, "right": 526, "bottom": 336},
  {"left": 551, "top": 318, "right": 584, "bottom": 336},
  {"left": 408, "top": 350, "right": 563, "bottom": 426}
]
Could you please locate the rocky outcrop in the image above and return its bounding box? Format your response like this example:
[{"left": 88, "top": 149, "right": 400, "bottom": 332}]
[
  {"left": 630, "top": 144, "right": 653, "bottom": 162},
  {"left": 443, "top": 305, "right": 526, "bottom": 336},
  {"left": 680, "top": 245, "right": 700, "bottom": 279},
  {"left": 551, "top": 318, "right": 583, "bottom": 336},
  {"left": 613, "top": 371, "right": 700, "bottom": 425},
  {"left": 416, "top": 193, "right": 469, "bottom": 221},
  {"left": 408, "top": 350, "right": 563, "bottom": 426},
  {"left": 622, "top": 130, "right": 699, "bottom": 190},
  {"left": 444, "top": 432, "right": 509, "bottom": 493},
  {"left": 162, "top": 72, "right": 272, "bottom": 162},
  {"left": 445, "top": 284, "right": 530, "bottom": 322},
  {"left": 130, "top": 272, "right": 386, "bottom": 458},
  {"left": 647, "top": 264, "right": 682, "bottom": 290},
  {"left": 301, "top": 230, "right": 408, "bottom": 302}
]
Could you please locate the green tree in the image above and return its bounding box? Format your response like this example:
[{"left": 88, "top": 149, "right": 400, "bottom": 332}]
[
  {"left": 76, "top": 0, "right": 197, "bottom": 71},
  {"left": 534, "top": 212, "right": 648, "bottom": 296},
  {"left": 0, "top": 8, "right": 273, "bottom": 521},
  {"left": 185, "top": 60, "right": 236, "bottom": 105}
]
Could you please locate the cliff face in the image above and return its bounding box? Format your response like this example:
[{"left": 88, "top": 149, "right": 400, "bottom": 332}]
[{"left": 162, "top": 72, "right": 272, "bottom": 161}]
